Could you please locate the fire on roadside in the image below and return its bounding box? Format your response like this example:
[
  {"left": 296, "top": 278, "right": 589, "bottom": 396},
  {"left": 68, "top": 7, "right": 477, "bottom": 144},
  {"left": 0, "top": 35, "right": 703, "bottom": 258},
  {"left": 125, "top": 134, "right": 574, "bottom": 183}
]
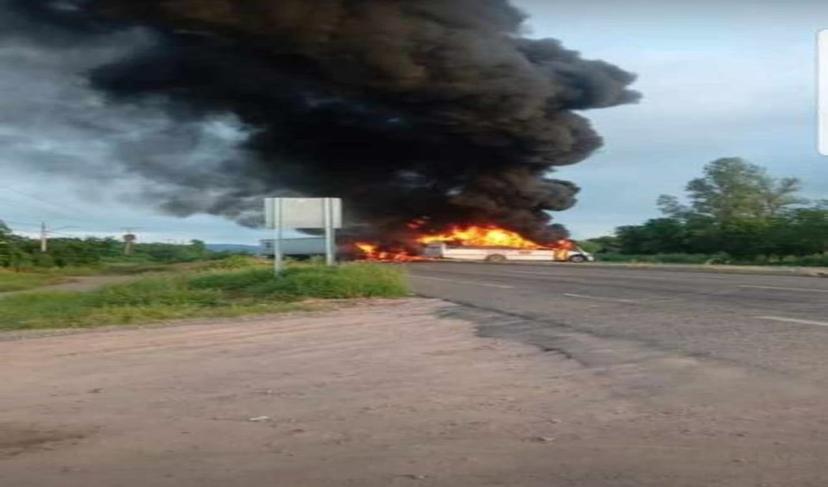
[
  {"left": 354, "top": 224, "right": 567, "bottom": 261},
  {"left": 416, "top": 225, "right": 544, "bottom": 249},
  {"left": 354, "top": 243, "right": 425, "bottom": 262}
]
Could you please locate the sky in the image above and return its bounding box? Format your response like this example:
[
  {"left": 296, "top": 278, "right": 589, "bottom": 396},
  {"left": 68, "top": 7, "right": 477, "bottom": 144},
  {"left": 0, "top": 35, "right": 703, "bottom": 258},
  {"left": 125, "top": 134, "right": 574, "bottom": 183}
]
[
  {"left": 1, "top": 0, "right": 826, "bottom": 244},
  {"left": 515, "top": 0, "right": 828, "bottom": 237}
]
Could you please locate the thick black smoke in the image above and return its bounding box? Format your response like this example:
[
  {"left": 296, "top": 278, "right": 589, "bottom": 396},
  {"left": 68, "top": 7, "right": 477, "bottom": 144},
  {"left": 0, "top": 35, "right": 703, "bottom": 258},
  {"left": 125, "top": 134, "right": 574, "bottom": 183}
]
[{"left": 10, "top": 0, "right": 639, "bottom": 243}]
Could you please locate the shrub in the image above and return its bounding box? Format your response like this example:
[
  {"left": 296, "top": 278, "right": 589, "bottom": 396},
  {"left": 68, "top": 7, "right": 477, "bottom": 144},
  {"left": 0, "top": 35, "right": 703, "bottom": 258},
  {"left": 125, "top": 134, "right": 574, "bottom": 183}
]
[
  {"left": 189, "top": 264, "right": 408, "bottom": 299},
  {"left": 188, "top": 268, "right": 274, "bottom": 291},
  {"left": 202, "top": 255, "right": 262, "bottom": 271},
  {"left": 597, "top": 253, "right": 728, "bottom": 265},
  {"left": 0, "top": 263, "right": 408, "bottom": 330}
]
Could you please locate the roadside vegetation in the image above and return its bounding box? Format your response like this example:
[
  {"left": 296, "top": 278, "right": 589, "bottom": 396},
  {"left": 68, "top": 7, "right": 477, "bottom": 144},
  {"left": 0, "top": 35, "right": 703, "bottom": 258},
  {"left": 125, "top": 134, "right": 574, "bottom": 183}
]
[
  {"left": 0, "top": 262, "right": 408, "bottom": 331},
  {"left": 0, "top": 270, "right": 67, "bottom": 292},
  {"left": 590, "top": 253, "right": 828, "bottom": 267},
  {"left": 584, "top": 158, "right": 827, "bottom": 266},
  {"left": 0, "top": 224, "right": 265, "bottom": 293},
  {"left": 0, "top": 225, "right": 235, "bottom": 272}
]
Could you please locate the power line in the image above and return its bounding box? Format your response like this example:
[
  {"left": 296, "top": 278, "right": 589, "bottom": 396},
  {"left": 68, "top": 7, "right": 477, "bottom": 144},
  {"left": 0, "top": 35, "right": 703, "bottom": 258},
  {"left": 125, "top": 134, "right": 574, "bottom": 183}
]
[
  {"left": 0, "top": 185, "right": 91, "bottom": 215},
  {"left": 0, "top": 201, "right": 112, "bottom": 235},
  {"left": 0, "top": 186, "right": 100, "bottom": 223},
  {"left": 0, "top": 219, "right": 42, "bottom": 228},
  {"left": 0, "top": 197, "right": 88, "bottom": 225}
]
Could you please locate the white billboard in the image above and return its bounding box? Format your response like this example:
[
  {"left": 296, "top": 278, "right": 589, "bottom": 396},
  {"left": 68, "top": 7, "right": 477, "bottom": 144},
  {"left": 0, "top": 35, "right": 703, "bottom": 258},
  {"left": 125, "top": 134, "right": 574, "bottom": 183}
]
[
  {"left": 264, "top": 197, "right": 342, "bottom": 229},
  {"left": 264, "top": 197, "right": 342, "bottom": 271}
]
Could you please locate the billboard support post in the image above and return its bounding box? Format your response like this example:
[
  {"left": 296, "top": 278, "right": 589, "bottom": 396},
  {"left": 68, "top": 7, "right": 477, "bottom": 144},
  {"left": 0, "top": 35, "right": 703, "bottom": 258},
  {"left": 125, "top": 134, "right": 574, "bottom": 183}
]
[
  {"left": 273, "top": 197, "right": 284, "bottom": 275},
  {"left": 265, "top": 197, "right": 342, "bottom": 275},
  {"left": 323, "top": 198, "right": 336, "bottom": 266}
]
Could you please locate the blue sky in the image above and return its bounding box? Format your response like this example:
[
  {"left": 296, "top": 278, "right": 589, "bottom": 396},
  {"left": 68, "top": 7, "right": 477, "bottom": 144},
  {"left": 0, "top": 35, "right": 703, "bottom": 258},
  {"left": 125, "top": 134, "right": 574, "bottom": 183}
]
[
  {"left": 515, "top": 0, "right": 828, "bottom": 237},
  {"left": 1, "top": 1, "right": 826, "bottom": 243}
]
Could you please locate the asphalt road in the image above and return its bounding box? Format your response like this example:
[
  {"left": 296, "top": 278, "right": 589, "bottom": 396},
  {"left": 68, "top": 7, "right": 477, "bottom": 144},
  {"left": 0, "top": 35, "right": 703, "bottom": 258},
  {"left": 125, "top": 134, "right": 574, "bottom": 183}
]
[{"left": 408, "top": 262, "right": 828, "bottom": 381}]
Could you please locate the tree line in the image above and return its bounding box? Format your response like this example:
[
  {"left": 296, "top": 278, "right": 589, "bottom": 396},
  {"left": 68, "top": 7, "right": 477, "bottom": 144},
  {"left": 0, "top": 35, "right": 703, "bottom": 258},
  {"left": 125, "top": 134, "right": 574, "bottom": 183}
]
[
  {"left": 586, "top": 158, "right": 828, "bottom": 265},
  {"left": 0, "top": 223, "right": 218, "bottom": 269}
]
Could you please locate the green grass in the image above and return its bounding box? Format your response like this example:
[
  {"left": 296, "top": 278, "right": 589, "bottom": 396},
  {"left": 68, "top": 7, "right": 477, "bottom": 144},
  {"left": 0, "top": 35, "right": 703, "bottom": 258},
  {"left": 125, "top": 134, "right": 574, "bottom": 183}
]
[
  {"left": 0, "top": 263, "right": 408, "bottom": 331},
  {"left": 44, "top": 255, "right": 266, "bottom": 277},
  {"left": 0, "top": 271, "right": 67, "bottom": 292},
  {"left": 597, "top": 253, "right": 828, "bottom": 266},
  {"left": 189, "top": 264, "right": 409, "bottom": 299},
  {"left": 596, "top": 253, "right": 727, "bottom": 265},
  {"left": 2, "top": 255, "right": 264, "bottom": 278}
]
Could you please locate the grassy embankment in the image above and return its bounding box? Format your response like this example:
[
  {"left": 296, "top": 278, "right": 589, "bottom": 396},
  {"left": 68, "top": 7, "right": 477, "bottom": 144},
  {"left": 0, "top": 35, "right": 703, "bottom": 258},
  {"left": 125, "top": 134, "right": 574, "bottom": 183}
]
[
  {"left": 0, "top": 259, "right": 246, "bottom": 292},
  {"left": 0, "top": 270, "right": 68, "bottom": 292},
  {"left": 596, "top": 253, "right": 828, "bottom": 267},
  {"left": 0, "top": 261, "right": 408, "bottom": 331}
]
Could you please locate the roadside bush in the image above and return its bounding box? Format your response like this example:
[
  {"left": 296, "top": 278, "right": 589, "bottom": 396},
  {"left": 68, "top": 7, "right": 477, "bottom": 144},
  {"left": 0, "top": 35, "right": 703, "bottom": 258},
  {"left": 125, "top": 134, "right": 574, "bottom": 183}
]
[
  {"left": 0, "top": 270, "right": 66, "bottom": 292},
  {"left": 596, "top": 253, "right": 730, "bottom": 265},
  {"left": 596, "top": 252, "right": 828, "bottom": 267},
  {"left": 252, "top": 264, "right": 408, "bottom": 299},
  {"left": 201, "top": 255, "right": 263, "bottom": 271},
  {"left": 189, "top": 264, "right": 408, "bottom": 299},
  {"left": 763, "top": 253, "right": 828, "bottom": 267},
  {"left": 0, "top": 263, "right": 408, "bottom": 330},
  {"left": 188, "top": 268, "right": 274, "bottom": 291},
  {"left": 93, "top": 278, "right": 224, "bottom": 307},
  {"left": 598, "top": 254, "right": 713, "bottom": 264}
]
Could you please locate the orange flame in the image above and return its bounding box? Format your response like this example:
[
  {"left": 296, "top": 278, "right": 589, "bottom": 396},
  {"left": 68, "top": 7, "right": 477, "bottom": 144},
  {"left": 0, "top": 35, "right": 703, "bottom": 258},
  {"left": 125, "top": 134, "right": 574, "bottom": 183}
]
[
  {"left": 354, "top": 224, "right": 565, "bottom": 261},
  {"left": 417, "top": 225, "right": 545, "bottom": 249},
  {"left": 354, "top": 242, "right": 423, "bottom": 262}
]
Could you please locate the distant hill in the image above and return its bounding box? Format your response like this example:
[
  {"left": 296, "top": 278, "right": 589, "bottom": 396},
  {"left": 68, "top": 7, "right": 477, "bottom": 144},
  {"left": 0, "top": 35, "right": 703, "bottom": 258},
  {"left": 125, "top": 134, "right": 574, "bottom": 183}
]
[{"left": 207, "top": 244, "right": 260, "bottom": 254}]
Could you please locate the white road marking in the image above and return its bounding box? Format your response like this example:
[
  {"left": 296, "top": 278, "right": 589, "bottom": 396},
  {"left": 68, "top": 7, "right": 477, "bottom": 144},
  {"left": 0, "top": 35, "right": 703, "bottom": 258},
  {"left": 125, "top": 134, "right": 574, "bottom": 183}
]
[
  {"left": 739, "top": 285, "right": 828, "bottom": 294},
  {"left": 756, "top": 316, "right": 828, "bottom": 327},
  {"left": 409, "top": 275, "right": 515, "bottom": 289},
  {"left": 562, "top": 293, "right": 641, "bottom": 304}
]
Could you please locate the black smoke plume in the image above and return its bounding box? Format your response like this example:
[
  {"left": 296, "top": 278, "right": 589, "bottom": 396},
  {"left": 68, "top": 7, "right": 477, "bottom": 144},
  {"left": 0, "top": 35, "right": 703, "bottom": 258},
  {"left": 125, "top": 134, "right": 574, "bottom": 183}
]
[{"left": 10, "top": 0, "right": 639, "bottom": 244}]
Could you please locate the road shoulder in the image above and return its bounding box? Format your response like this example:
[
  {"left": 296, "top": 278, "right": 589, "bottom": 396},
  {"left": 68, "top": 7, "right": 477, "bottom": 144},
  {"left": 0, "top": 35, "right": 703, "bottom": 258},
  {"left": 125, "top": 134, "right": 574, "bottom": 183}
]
[
  {"left": 2, "top": 298, "right": 827, "bottom": 486},
  {"left": 424, "top": 259, "right": 828, "bottom": 278}
]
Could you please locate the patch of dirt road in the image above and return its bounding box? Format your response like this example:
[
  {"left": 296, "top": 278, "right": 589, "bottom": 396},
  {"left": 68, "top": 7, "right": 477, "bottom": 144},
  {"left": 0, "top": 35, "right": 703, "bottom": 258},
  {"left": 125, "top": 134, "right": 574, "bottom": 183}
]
[{"left": 1, "top": 299, "right": 827, "bottom": 486}]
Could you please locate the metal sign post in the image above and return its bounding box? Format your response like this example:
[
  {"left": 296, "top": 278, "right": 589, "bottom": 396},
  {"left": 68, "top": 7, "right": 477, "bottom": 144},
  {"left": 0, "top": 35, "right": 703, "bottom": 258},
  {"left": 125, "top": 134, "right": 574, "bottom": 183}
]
[
  {"left": 272, "top": 198, "right": 284, "bottom": 274},
  {"left": 265, "top": 197, "right": 342, "bottom": 275},
  {"left": 323, "top": 198, "right": 336, "bottom": 266}
]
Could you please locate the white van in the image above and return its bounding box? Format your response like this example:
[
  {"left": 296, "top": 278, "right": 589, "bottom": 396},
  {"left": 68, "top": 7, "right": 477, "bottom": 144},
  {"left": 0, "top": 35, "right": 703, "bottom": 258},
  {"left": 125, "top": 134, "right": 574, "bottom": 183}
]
[{"left": 422, "top": 243, "right": 594, "bottom": 263}]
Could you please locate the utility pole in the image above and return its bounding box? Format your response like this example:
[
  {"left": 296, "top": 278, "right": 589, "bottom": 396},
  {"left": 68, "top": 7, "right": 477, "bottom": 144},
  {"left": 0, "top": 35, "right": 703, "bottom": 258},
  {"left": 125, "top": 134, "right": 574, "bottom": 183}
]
[
  {"left": 35, "top": 223, "right": 77, "bottom": 253},
  {"left": 40, "top": 221, "right": 47, "bottom": 253},
  {"left": 122, "top": 228, "right": 138, "bottom": 256}
]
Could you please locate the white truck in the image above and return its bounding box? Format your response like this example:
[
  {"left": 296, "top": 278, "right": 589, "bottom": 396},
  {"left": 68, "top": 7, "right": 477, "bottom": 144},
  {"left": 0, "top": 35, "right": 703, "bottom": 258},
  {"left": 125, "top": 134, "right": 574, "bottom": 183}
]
[{"left": 422, "top": 243, "right": 594, "bottom": 263}]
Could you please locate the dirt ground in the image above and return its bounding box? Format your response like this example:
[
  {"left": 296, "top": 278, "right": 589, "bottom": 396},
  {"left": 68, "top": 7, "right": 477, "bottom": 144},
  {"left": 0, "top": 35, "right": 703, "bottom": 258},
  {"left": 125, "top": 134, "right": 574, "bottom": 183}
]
[{"left": 2, "top": 299, "right": 827, "bottom": 486}]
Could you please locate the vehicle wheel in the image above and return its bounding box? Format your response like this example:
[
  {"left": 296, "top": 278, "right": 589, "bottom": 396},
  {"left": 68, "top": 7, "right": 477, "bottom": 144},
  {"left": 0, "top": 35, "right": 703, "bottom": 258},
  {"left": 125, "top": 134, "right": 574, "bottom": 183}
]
[
  {"left": 568, "top": 254, "right": 587, "bottom": 263},
  {"left": 485, "top": 254, "right": 507, "bottom": 263}
]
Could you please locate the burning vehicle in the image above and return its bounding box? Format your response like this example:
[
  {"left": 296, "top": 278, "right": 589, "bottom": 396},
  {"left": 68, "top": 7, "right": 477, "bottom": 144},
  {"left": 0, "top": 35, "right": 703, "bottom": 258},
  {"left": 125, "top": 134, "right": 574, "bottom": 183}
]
[
  {"left": 354, "top": 225, "right": 593, "bottom": 263},
  {"left": 421, "top": 241, "right": 593, "bottom": 263}
]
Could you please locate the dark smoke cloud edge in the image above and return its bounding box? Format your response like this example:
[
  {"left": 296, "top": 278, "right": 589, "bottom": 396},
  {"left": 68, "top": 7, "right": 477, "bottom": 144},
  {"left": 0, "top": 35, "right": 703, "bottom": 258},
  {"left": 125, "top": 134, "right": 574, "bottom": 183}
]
[{"left": 8, "top": 0, "right": 640, "bottom": 244}]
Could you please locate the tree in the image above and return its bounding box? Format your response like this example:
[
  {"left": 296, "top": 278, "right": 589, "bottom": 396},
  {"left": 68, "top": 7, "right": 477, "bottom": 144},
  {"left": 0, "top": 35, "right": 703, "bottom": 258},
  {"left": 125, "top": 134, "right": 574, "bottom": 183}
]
[
  {"left": 772, "top": 207, "right": 828, "bottom": 256},
  {"left": 758, "top": 177, "right": 806, "bottom": 218},
  {"left": 617, "top": 218, "right": 688, "bottom": 254},
  {"left": 0, "top": 220, "right": 12, "bottom": 243},
  {"left": 190, "top": 239, "right": 207, "bottom": 258},
  {"left": 656, "top": 195, "right": 690, "bottom": 220},
  {"left": 582, "top": 236, "right": 620, "bottom": 254},
  {"left": 0, "top": 222, "right": 36, "bottom": 270},
  {"left": 0, "top": 220, "right": 11, "bottom": 266},
  {"left": 615, "top": 157, "right": 824, "bottom": 261},
  {"left": 660, "top": 158, "right": 804, "bottom": 224}
]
